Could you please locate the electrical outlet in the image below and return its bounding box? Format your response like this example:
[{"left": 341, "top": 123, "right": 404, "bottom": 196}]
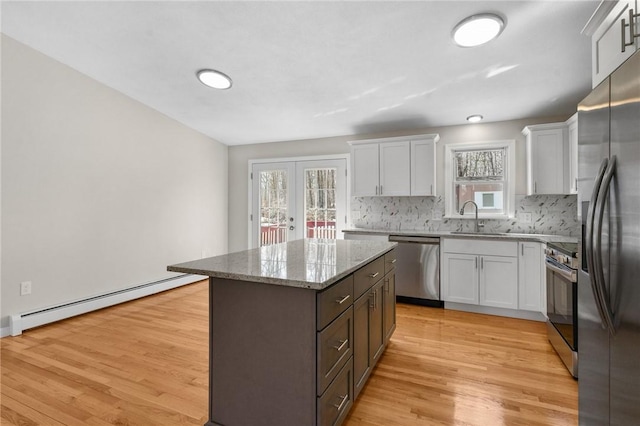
[
  {"left": 521, "top": 212, "right": 532, "bottom": 224},
  {"left": 20, "top": 281, "right": 32, "bottom": 296}
]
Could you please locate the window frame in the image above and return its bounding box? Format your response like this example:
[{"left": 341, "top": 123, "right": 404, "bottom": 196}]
[{"left": 444, "top": 140, "right": 516, "bottom": 219}]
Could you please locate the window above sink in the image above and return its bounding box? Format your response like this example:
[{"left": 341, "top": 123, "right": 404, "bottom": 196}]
[{"left": 444, "top": 140, "right": 516, "bottom": 219}]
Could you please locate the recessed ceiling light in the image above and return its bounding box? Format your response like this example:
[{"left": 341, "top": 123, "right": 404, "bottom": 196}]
[
  {"left": 452, "top": 14, "right": 505, "bottom": 47},
  {"left": 467, "top": 115, "right": 483, "bottom": 123},
  {"left": 197, "top": 69, "right": 233, "bottom": 90}
]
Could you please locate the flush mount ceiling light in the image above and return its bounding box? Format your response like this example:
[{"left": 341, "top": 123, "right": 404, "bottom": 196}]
[
  {"left": 467, "top": 115, "right": 483, "bottom": 123},
  {"left": 452, "top": 13, "right": 505, "bottom": 47},
  {"left": 197, "top": 69, "right": 233, "bottom": 90}
]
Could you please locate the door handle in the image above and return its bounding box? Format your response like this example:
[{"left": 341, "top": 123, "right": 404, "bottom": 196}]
[
  {"left": 593, "top": 156, "right": 617, "bottom": 334},
  {"left": 289, "top": 226, "right": 295, "bottom": 231},
  {"left": 586, "top": 158, "right": 611, "bottom": 332}
]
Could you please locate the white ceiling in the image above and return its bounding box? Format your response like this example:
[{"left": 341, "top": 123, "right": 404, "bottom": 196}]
[{"left": 1, "top": 1, "right": 599, "bottom": 146}]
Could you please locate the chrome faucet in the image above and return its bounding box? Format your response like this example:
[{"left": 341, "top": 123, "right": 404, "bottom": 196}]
[{"left": 459, "top": 200, "right": 484, "bottom": 232}]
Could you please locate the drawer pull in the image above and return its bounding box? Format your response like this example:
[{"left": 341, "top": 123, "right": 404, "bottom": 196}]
[
  {"left": 333, "top": 339, "right": 348, "bottom": 352},
  {"left": 333, "top": 394, "right": 349, "bottom": 411},
  {"left": 368, "top": 272, "right": 379, "bottom": 279},
  {"left": 335, "top": 295, "right": 350, "bottom": 305},
  {"left": 390, "top": 259, "right": 397, "bottom": 264}
]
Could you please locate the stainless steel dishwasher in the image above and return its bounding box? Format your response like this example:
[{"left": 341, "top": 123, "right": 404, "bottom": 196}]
[{"left": 388, "top": 235, "right": 442, "bottom": 307}]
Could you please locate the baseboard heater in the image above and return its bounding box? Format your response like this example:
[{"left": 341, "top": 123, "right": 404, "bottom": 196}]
[{"left": 9, "top": 274, "right": 204, "bottom": 336}]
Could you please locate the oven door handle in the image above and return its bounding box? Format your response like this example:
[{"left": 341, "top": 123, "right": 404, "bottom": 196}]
[
  {"left": 585, "top": 158, "right": 610, "bottom": 331},
  {"left": 545, "top": 259, "right": 577, "bottom": 282},
  {"left": 593, "top": 156, "right": 617, "bottom": 335}
]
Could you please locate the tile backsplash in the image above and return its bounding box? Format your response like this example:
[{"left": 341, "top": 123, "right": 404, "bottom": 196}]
[{"left": 351, "top": 194, "right": 579, "bottom": 237}]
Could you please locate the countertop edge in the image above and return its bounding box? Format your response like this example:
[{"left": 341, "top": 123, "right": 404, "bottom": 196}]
[
  {"left": 167, "top": 242, "right": 397, "bottom": 291},
  {"left": 343, "top": 229, "right": 577, "bottom": 244}
]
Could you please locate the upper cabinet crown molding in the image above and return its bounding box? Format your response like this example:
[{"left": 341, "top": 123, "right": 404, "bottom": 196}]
[
  {"left": 348, "top": 134, "right": 439, "bottom": 197},
  {"left": 582, "top": 0, "right": 619, "bottom": 36}
]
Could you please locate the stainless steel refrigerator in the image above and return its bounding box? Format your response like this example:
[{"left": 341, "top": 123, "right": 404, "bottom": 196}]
[{"left": 577, "top": 50, "right": 640, "bottom": 425}]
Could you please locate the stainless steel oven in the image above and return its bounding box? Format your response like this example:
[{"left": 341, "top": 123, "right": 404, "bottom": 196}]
[{"left": 545, "top": 242, "right": 579, "bottom": 378}]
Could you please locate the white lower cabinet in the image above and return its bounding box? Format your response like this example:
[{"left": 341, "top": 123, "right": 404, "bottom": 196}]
[
  {"left": 442, "top": 238, "right": 543, "bottom": 315},
  {"left": 441, "top": 253, "right": 479, "bottom": 304},
  {"left": 479, "top": 255, "right": 518, "bottom": 309},
  {"left": 518, "top": 242, "right": 544, "bottom": 313}
]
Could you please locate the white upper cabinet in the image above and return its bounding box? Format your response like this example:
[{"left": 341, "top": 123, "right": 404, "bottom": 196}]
[
  {"left": 379, "top": 141, "right": 411, "bottom": 196},
  {"left": 523, "top": 122, "right": 569, "bottom": 195},
  {"left": 410, "top": 138, "right": 437, "bottom": 196},
  {"left": 349, "top": 134, "right": 439, "bottom": 197},
  {"left": 588, "top": 0, "right": 638, "bottom": 88},
  {"left": 351, "top": 143, "right": 380, "bottom": 196}
]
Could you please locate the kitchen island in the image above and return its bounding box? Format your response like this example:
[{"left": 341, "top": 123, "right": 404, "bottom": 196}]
[{"left": 168, "top": 238, "right": 397, "bottom": 426}]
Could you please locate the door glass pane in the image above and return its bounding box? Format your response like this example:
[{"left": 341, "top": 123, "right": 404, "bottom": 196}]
[
  {"left": 305, "top": 168, "right": 337, "bottom": 239},
  {"left": 259, "top": 170, "right": 288, "bottom": 246}
]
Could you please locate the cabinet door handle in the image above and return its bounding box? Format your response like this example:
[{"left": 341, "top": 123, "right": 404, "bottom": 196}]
[
  {"left": 481, "top": 257, "right": 484, "bottom": 269},
  {"left": 369, "top": 272, "right": 379, "bottom": 279},
  {"left": 534, "top": 181, "right": 537, "bottom": 193},
  {"left": 335, "top": 295, "right": 350, "bottom": 305},
  {"left": 621, "top": 9, "right": 639, "bottom": 53},
  {"left": 334, "top": 394, "right": 349, "bottom": 411},
  {"left": 430, "top": 184, "right": 433, "bottom": 195},
  {"left": 333, "top": 339, "right": 348, "bottom": 352},
  {"left": 380, "top": 185, "right": 383, "bottom": 195},
  {"left": 475, "top": 257, "right": 478, "bottom": 269},
  {"left": 521, "top": 244, "right": 524, "bottom": 256},
  {"left": 385, "top": 278, "right": 390, "bottom": 293}
]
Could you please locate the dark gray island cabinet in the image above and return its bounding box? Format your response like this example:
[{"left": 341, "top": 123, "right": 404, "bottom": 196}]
[{"left": 168, "top": 239, "right": 397, "bottom": 426}]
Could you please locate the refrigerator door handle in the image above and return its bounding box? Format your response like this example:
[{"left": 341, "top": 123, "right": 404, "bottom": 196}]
[
  {"left": 586, "top": 158, "right": 610, "bottom": 330},
  {"left": 593, "top": 155, "right": 618, "bottom": 335}
]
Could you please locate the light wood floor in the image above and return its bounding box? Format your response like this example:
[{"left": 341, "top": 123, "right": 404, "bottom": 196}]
[{"left": 1, "top": 280, "right": 577, "bottom": 425}]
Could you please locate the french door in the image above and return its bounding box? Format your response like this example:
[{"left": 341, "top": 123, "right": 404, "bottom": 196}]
[{"left": 250, "top": 158, "right": 347, "bottom": 248}]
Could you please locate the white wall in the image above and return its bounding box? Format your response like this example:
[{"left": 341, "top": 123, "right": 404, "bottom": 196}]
[
  {"left": 1, "top": 35, "right": 228, "bottom": 329},
  {"left": 228, "top": 116, "right": 570, "bottom": 252}
]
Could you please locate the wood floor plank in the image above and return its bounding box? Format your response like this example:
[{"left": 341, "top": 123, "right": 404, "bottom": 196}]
[{"left": 1, "top": 280, "right": 577, "bottom": 425}]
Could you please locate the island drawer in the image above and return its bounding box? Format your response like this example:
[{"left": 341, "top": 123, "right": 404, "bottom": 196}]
[
  {"left": 384, "top": 249, "right": 397, "bottom": 274},
  {"left": 317, "top": 357, "right": 353, "bottom": 426},
  {"left": 317, "top": 307, "right": 353, "bottom": 395},
  {"left": 317, "top": 275, "right": 354, "bottom": 330},
  {"left": 353, "top": 256, "right": 385, "bottom": 298}
]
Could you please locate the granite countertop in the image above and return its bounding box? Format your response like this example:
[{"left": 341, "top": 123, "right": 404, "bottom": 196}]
[
  {"left": 344, "top": 228, "right": 578, "bottom": 244},
  {"left": 167, "top": 238, "right": 396, "bottom": 290}
]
